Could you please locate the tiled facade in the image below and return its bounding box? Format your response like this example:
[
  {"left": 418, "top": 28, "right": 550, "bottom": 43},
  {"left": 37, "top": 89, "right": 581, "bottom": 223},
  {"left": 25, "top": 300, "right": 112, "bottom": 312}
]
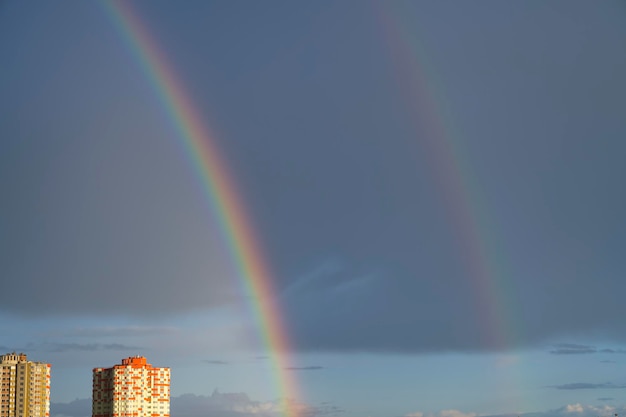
[
  {"left": 92, "top": 356, "right": 170, "bottom": 417},
  {"left": 0, "top": 353, "right": 51, "bottom": 417}
]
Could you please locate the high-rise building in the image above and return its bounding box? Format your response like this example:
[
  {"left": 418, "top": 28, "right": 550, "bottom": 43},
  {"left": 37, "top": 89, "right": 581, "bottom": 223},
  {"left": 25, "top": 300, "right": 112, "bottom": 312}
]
[
  {"left": 0, "top": 352, "right": 51, "bottom": 417},
  {"left": 92, "top": 356, "right": 170, "bottom": 417}
]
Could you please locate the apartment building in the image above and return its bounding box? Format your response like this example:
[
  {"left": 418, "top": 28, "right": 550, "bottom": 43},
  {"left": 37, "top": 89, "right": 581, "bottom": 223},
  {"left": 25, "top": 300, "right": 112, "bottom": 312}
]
[
  {"left": 92, "top": 356, "right": 170, "bottom": 417},
  {"left": 0, "top": 353, "right": 50, "bottom": 417}
]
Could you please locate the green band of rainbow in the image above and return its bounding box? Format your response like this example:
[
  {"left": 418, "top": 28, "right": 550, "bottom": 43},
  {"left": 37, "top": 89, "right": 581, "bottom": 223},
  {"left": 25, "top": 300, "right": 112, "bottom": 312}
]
[{"left": 103, "top": 2, "right": 301, "bottom": 415}]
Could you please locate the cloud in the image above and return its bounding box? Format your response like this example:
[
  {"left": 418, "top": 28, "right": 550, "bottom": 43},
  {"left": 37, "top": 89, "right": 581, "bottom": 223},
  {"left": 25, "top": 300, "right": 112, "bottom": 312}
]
[
  {"left": 50, "top": 398, "right": 91, "bottom": 417},
  {"left": 550, "top": 344, "right": 597, "bottom": 355},
  {"left": 51, "top": 392, "right": 341, "bottom": 417},
  {"left": 0, "top": 131, "right": 241, "bottom": 317},
  {"left": 549, "top": 383, "right": 626, "bottom": 390},
  {"left": 597, "top": 398, "right": 614, "bottom": 402},
  {"left": 564, "top": 404, "right": 585, "bottom": 413},
  {"left": 600, "top": 360, "right": 617, "bottom": 363},
  {"left": 551, "top": 404, "right": 625, "bottom": 416},
  {"left": 204, "top": 360, "right": 229, "bottom": 365},
  {"left": 172, "top": 392, "right": 342, "bottom": 417},
  {"left": 407, "top": 405, "right": 626, "bottom": 417},
  {"left": 284, "top": 366, "right": 324, "bottom": 371},
  {"left": 405, "top": 410, "right": 477, "bottom": 417},
  {"left": 548, "top": 344, "right": 626, "bottom": 357},
  {"left": 3, "top": 0, "right": 626, "bottom": 357}
]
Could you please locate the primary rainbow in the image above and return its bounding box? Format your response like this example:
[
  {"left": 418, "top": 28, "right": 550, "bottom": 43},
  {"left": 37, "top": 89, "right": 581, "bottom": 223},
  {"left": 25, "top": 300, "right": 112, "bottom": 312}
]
[{"left": 103, "top": 2, "right": 301, "bottom": 416}]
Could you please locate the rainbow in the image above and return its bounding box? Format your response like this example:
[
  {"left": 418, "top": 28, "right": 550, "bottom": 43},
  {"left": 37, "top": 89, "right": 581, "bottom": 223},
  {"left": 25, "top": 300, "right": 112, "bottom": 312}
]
[
  {"left": 378, "top": 2, "right": 525, "bottom": 412},
  {"left": 378, "top": 1, "right": 518, "bottom": 351},
  {"left": 102, "top": 2, "right": 301, "bottom": 416}
]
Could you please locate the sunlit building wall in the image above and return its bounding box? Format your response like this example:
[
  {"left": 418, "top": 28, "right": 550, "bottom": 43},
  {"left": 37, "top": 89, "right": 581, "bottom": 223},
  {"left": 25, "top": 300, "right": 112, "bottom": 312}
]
[
  {"left": 92, "top": 356, "right": 170, "bottom": 417},
  {"left": 0, "top": 353, "right": 51, "bottom": 417}
]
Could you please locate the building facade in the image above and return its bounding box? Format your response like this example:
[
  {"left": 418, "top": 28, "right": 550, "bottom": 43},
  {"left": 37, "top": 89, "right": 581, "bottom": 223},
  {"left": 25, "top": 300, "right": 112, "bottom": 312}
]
[
  {"left": 92, "top": 356, "right": 170, "bottom": 417},
  {"left": 0, "top": 353, "right": 51, "bottom": 417}
]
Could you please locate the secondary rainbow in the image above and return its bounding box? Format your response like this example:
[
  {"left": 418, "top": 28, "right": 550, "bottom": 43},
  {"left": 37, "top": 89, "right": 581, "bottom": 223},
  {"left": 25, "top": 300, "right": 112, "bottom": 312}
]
[
  {"left": 378, "top": 3, "right": 526, "bottom": 413},
  {"left": 377, "top": 2, "right": 518, "bottom": 351},
  {"left": 102, "top": 2, "right": 301, "bottom": 416}
]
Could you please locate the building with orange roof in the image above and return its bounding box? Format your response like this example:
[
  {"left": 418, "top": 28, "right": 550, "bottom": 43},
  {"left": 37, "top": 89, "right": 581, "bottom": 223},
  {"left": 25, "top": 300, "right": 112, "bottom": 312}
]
[{"left": 92, "top": 356, "right": 170, "bottom": 417}]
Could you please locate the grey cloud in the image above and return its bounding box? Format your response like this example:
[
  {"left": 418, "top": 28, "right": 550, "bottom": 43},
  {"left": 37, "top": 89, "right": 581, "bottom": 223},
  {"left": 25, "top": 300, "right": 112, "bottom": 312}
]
[
  {"left": 599, "top": 349, "right": 626, "bottom": 354},
  {"left": 314, "top": 404, "right": 344, "bottom": 416},
  {"left": 275, "top": 1, "right": 626, "bottom": 354},
  {"left": 203, "top": 360, "right": 229, "bottom": 365},
  {"left": 550, "top": 344, "right": 597, "bottom": 355},
  {"left": 260, "top": 2, "right": 626, "bottom": 354},
  {"left": 550, "top": 383, "right": 626, "bottom": 390},
  {"left": 3, "top": 0, "right": 626, "bottom": 356},
  {"left": 285, "top": 256, "right": 626, "bottom": 353},
  {"left": 285, "top": 366, "right": 324, "bottom": 371},
  {"left": 597, "top": 398, "right": 614, "bottom": 402},
  {"left": 601, "top": 360, "right": 617, "bottom": 363},
  {"left": 50, "top": 398, "right": 91, "bottom": 417},
  {"left": 0, "top": 121, "right": 240, "bottom": 317},
  {"left": 548, "top": 345, "right": 626, "bottom": 356}
]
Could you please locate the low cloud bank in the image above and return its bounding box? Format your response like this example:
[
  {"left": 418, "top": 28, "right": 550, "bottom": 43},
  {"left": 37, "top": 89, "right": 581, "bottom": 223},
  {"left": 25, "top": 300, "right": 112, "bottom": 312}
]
[
  {"left": 51, "top": 391, "right": 343, "bottom": 417},
  {"left": 406, "top": 404, "right": 626, "bottom": 417}
]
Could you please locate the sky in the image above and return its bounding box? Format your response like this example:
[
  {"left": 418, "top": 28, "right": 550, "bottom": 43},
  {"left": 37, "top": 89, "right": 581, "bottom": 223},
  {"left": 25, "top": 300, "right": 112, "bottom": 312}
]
[{"left": 1, "top": 1, "right": 626, "bottom": 417}]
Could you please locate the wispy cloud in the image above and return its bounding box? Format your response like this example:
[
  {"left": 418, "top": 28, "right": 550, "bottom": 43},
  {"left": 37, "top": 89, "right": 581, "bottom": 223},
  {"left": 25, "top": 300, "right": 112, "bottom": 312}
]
[
  {"left": 597, "top": 398, "right": 614, "bottom": 402},
  {"left": 599, "top": 348, "right": 626, "bottom": 354},
  {"left": 203, "top": 360, "right": 229, "bottom": 365},
  {"left": 549, "top": 383, "right": 626, "bottom": 390},
  {"left": 285, "top": 366, "right": 324, "bottom": 371},
  {"left": 549, "top": 344, "right": 626, "bottom": 356},
  {"left": 550, "top": 344, "right": 597, "bottom": 355}
]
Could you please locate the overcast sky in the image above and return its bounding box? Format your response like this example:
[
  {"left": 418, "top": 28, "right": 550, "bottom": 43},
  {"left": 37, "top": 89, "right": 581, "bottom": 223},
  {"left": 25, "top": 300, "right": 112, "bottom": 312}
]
[{"left": 1, "top": 1, "right": 626, "bottom": 417}]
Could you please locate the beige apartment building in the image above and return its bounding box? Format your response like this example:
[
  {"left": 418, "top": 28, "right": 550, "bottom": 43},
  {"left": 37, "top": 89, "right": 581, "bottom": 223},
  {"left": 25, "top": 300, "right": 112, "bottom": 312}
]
[
  {"left": 0, "top": 353, "right": 51, "bottom": 417},
  {"left": 92, "top": 356, "right": 170, "bottom": 417}
]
